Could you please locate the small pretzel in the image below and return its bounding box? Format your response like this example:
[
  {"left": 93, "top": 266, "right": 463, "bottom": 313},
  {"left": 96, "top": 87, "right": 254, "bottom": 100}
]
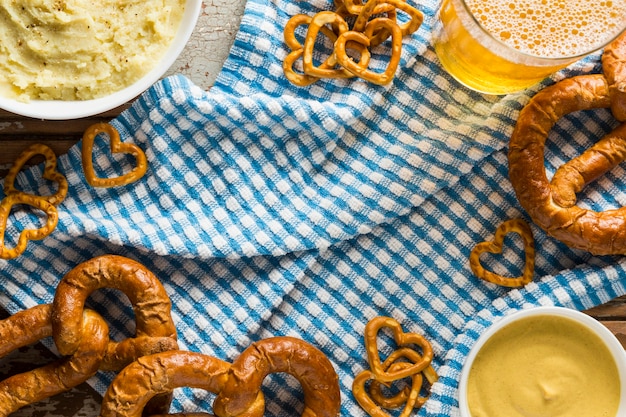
[
  {"left": 352, "top": 0, "right": 423, "bottom": 38},
  {"left": 469, "top": 219, "right": 536, "bottom": 287},
  {"left": 335, "top": 18, "right": 403, "bottom": 85},
  {"left": 301, "top": 11, "right": 353, "bottom": 79},
  {"left": 339, "top": 0, "right": 396, "bottom": 16},
  {"left": 0, "top": 192, "right": 58, "bottom": 260},
  {"left": 213, "top": 336, "right": 341, "bottom": 417},
  {"left": 99, "top": 350, "right": 265, "bottom": 417},
  {"left": 0, "top": 304, "right": 108, "bottom": 416},
  {"left": 81, "top": 123, "right": 147, "bottom": 188},
  {"left": 367, "top": 348, "right": 436, "bottom": 410},
  {"left": 3, "top": 144, "right": 68, "bottom": 207},
  {"left": 364, "top": 317, "right": 433, "bottom": 383},
  {"left": 51, "top": 255, "right": 178, "bottom": 371},
  {"left": 602, "top": 31, "right": 626, "bottom": 121}
]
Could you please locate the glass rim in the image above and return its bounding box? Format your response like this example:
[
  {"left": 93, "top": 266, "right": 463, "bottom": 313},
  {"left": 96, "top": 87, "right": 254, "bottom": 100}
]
[{"left": 457, "top": 0, "right": 626, "bottom": 62}]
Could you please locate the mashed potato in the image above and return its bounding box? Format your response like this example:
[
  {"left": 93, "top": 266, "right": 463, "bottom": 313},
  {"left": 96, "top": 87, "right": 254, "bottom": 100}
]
[{"left": 0, "top": 0, "right": 185, "bottom": 101}]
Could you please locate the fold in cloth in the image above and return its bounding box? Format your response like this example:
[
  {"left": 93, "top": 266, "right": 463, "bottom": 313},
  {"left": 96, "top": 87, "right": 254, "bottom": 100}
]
[{"left": 1, "top": 0, "right": 625, "bottom": 416}]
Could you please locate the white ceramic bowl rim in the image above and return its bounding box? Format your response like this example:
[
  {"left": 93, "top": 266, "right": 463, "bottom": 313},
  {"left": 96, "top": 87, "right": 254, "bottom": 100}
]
[
  {"left": 0, "top": 0, "right": 202, "bottom": 120},
  {"left": 458, "top": 306, "right": 626, "bottom": 417}
]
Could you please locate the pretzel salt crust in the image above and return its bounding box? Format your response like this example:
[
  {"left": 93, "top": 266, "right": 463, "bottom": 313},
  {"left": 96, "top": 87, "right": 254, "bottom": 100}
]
[
  {"left": 82, "top": 123, "right": 147, "bottom": 188},
  {"left": 52, "top": 255, "right": 178, "bottom": 371},
  {"left": 469, "top": 219, "right": 536, "bottom": 287},
  {"left": 0, "top": 304, "right": 108, "bottom": 417},
  {"left": 213, "top": 336, "right": 341, "bottom": 417}
]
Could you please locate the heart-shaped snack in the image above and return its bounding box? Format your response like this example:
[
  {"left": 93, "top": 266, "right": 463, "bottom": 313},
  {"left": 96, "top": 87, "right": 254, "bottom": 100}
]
[
  {"left": 364, "top": 316, "right": 434, "bottom": 384},
  {"left": 81, "top": 123, "right": 147, "bottom": 188},
  {"left": 3, "top": 144, "right": 68, "bottom": 207},
  {"left": 0, "top": 193, "right": 59, "bottom": 260},
  {"left": 469, "top": 218, "right": 535, "bottom": 287},
  {"left": 335, "top": 18, "right": 403, "bottom": 86}
]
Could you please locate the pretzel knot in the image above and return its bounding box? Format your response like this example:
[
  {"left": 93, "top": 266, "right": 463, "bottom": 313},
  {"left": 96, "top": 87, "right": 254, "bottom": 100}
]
[
  {"left": 283, "top": 0, "right": 423, "bottom": 86},
  {"left": 213, "top": 336, "right": 341, "bottom": 417},
  {"left": 508, "top": 31, "right": 626, "bottom": 255},
  {"left": 51, "top": 255, "right": 178, "bottom": 371},
  {"left": 0, "top": 304, "right": 108, "bottom": 416},
  {"left": 99, "top": 351, "right": 265, "bottom": 417},
  {"left": 353, "top": 317, "right": 437, "bottom": 417}
]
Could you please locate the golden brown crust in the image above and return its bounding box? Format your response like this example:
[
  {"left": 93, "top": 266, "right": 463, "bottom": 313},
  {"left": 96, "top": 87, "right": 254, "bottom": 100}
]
[
  {"left": 508, "top": 74, "right": 626, "bottom": 254},
  {"left": 0, "top": 305, "right": 108, "bottom": 416},
  {"left": 602, "top": 31, "right": 626, "bottom": 121},
  {"left": 81, "top": 123, "right": 147, "bottom": 188},
  {"left": 99, "top": 351, "right": 255, "bottom": 417},
  {"left": 213, "top": 336, "right": 341, "bottom": 417},
  {"left": 51, "top": 255, "right": 178, "bottom": 370},
  {"left": 469, "top": 219, "right": 535, "bottom": 287}
]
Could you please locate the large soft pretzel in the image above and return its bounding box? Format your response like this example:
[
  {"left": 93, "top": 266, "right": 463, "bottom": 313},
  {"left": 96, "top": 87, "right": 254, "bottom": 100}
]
[
  {"left": 99, "top": 350, "right": 265, "bottom": 417},
  {"left": 0, "top": 304, "right": 108, "bottom": 416},
  {"left": 51, "top": 255, "right": 178, "bottom": 371},
  {"left": 213, "top": 336, "right": 341, "bottom": 417},
  {"left": 509, "top": 32, "right": 626, "bottom": 255}
]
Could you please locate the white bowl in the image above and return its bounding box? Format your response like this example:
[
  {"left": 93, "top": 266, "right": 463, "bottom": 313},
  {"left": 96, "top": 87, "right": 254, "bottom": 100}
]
[
  {"left": 0, "top": 0, "right": 202, "bottom": 120},
  {"left": 458, "top": 306, "right": 626, "bottom": 417}
]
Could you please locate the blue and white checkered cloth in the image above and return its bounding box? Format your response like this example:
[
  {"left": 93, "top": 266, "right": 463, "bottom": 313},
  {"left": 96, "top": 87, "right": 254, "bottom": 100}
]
[{"left": 2, "top": 0, "right": 626, "bottom": 415}]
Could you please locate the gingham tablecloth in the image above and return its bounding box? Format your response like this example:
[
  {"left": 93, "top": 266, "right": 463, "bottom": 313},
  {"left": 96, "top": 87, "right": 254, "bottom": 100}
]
[{"left": 2, "top": 0, "right": 626, "bottom": 416}]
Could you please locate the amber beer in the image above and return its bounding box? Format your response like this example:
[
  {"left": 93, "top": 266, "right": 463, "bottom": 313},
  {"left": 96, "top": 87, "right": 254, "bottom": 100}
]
[{"left": 432, "top": 0, "right": 626, "bottom": 95}]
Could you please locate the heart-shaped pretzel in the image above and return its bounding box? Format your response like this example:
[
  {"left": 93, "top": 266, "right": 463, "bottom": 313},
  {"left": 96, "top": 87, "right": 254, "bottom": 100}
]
[
  {"left": 0, "top": 193, "right": 58, "bottom": 260},
  {"left": 301, "top": 11, "right": 353, "bottom": 79},
  {"left": 469, "top": 219, "right": 535, "bottom": 287},
  {"left": 364, "top": 316, "right": 433, "bottom": 383},
  {"left": 3, "top": 144, "right": 68, "bottom": 207},
  {"left": 335, "top": 18, "right": 403, "bottom": 86},
  {"left": 81, "top": 123, "right": 147, "bottom": 188},
  {"left": 352, "top": 0, "right": 423, "bottom": 38},
  {"left": 367, "top": 347, "right": 435, "bottom": 410}
]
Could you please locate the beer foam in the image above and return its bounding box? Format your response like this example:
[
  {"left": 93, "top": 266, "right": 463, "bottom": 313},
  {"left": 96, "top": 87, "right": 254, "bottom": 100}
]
[{"left": 466, "top": 0, "right": 626, "bottom": 57}]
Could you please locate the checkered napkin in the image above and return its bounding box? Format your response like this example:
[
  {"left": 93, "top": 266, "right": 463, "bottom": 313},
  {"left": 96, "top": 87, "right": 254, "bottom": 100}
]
[{"left": 2, "top": 0, "right": 626, "bottom": 416}]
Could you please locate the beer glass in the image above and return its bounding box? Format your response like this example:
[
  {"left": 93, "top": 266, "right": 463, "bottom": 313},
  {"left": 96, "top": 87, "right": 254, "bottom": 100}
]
[{"left": 432, "top": 0, "right": 626, "bottom": 95}]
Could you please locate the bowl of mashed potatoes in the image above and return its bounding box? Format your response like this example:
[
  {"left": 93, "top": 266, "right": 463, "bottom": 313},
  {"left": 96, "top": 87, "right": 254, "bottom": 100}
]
[
  {"left": 0, "top": 0, "right": 202, "bottom": 120},
  {"left": 458, "top": 306, "right": 626, "bottom": 417}
]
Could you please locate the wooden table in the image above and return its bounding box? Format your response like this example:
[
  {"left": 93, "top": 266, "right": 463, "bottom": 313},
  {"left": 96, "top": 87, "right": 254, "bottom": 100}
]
[{"left": 1, "top": 0, "right": 626, "bottom": 415}]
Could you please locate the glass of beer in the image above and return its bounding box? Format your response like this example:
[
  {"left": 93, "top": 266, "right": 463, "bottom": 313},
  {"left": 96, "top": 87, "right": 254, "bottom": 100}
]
[{"left": 432, "top": 0, "right": 626, "bottom": 95}]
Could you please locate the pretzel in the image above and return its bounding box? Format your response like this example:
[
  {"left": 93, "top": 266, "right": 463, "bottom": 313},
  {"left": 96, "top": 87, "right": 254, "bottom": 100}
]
[
  {"left": 3, "top": 144, "right": 68, "bottom": 207},
  {"left": 335, "top": 18, "right": 403, "bottom": 85},
  {"left": 469, "top": 219, "right": 536, "bottom": 287},
  {"left": 51, "top": 254, "right": 178, "bottom": 371},
  {"left": 364, "top": 316, "right": 433, "bottom": 383},
  {"left": 283, "top": 0, "right": 423, "bottom": 86},
  {"left": 0, "top": 304, "right": 108, "bottom": 416},
  {"left": 81, "top": 123, "right": 147, "bottom": 188},
  {"left": 602, "top": 31, "right": 626, "bottom": 121},
  {"left": 508, "top": 65, "right": 626, "bottom": 254},
  {"left": 99, "top": 350, "right": 265, "bottom": 417},
  {"left": 283, "top": 12, "right": 369, "bottom": 86},
  {"left": 353, "top": 317, "right": 437, "bottom": 417},
  {"left": 213, "top": 336, "right": 341, "bottom": 417},
  {"left": 0, "top": 192, "right": 58, "bottom": 260},
  {"left": 367, "top": 348, "right": 436, "bottom": 410}
]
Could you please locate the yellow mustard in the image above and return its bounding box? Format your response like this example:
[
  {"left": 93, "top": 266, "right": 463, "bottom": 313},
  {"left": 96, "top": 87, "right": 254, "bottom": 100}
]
[{"left": 467, "top": 314, "right": 620, "bottom": 417}]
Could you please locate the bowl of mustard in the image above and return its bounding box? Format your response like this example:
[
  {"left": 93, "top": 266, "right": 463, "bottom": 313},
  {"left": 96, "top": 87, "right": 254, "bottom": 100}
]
[
  {"left": 458, "top": 306, "right": 626, "bottom": 417},
  {"left": 0, "top": 0, "right": 202, "bottom": 120}
]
